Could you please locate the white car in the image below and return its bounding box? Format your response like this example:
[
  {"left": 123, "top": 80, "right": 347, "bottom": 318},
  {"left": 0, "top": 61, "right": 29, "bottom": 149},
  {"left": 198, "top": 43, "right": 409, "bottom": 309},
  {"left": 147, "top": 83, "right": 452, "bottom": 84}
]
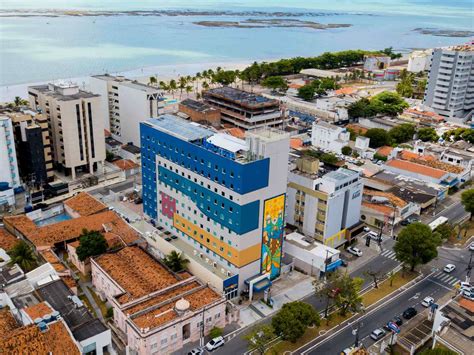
[
  {"left": 363, "top": 226, "right": 371, "bottom": 233},
  {"left": 459, "top": 282, "right": 473, "bottom": 293},
  {"left": 443, "top": 264, "right": 456, "bottom": 273},
  {"left": 188, "top": 348, "right": 204, "bottom": 355},
  {"left": 370, "top": 328, "right": 386, "bottom": 340},
  {"left": 461, "top": 289, "right": 474, "bottom": 301},
  {"left": 347, "top": 246, "right": 363, "bottom": 257},
  {"left": 421, "top": 296, "right": 434, "bottom": 307},
  {"left": 469, "top": 242, "right": 474, "bottom": 251},
  {"left": 205, "top": 336, "right": 224, "bottom": 351}
]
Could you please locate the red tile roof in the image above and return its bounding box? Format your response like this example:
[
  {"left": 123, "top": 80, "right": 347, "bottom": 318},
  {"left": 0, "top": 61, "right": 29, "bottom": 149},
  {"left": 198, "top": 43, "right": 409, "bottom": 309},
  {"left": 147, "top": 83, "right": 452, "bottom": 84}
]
[
  {"left": 113, "top": 159, "right": 140, "bottom": 170},
  {"left": 0, "top": 229, "right": 20, "bottom": 251},
  {"left": 386, "top": 159, "right": 447, "bottom": 179},
  {"left": 290, "top": 138, "right": 303, "bottom": 150},
  {"left": 376, "top": 146, "right": 394, "bottom": 157},
  {"left": 64, "top": 192, "right": 108, "bottom": 217}
]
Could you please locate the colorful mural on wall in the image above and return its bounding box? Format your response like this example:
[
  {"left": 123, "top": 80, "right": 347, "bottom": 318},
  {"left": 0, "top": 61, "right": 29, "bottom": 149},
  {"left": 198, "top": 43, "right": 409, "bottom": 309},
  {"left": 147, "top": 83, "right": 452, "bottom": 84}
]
[
  {"left": 160, "top": 191, "right": 176, "bottom": 219},
  {"left": 261, "top": 194, "right": 285, "bottom": 279}
]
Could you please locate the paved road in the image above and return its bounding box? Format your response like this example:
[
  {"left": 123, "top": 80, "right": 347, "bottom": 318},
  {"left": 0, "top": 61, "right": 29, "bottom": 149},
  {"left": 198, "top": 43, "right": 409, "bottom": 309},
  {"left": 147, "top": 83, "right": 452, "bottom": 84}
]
[
  {"left": 208, "top": 240, "right": 400, "bottom": 355},
  {"left": 301, "top": 245, "right": 472, "bottom": 354}
]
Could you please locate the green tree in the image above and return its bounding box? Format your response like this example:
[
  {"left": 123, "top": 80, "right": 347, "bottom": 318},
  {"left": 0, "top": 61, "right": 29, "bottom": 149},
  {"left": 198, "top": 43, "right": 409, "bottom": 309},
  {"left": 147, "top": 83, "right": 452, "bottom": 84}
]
[
  {"left": 365, "top": 128, "right": 391, "bottom": 148},
  {"left": 394, "top": 223, "right": 442, "bottom": 271},
  {"left": 169, "top": 79, "right": 177, "bottom": 98},
  {"left": 418, "top": 127, "right": 439, "bottom": 142},
  {"left": 76, "top": 229, "right": 107, "bottom": 261},
  {"left": 271, "top": 301, "right": 320, "bottom": 343},
  {"left": 319, "top": 153, "right": 339, "bottom": 165},
  {"left": 209, "top": 326, "right": 223, "bottom": 339},
  {"left": 333, "top": 274, "right": 364, "bottom": 316},
  {"left": 315, "top": 271, "right": 341, "bottom": 318},
  {"left": 381, "top": 47, "right": 402, "bottom": 59},
  {"left": 389, "top": 123, "right": 415, "bottom": 144},
  {"left": 163, "top": 250, "right": 190, "bottom": 272},
  {"left": 373, "top": 153, "right": 388, "bottom": 162},
  {"left": 212, "top": 70, "right": 237, "bottom": 86},
  {"left": 369, "top": 91, "right": 409, "bottom": 116},
  {"left": 341, "top": 146, "right": 352, "bottom": 156},
  {"left": 433, "top": 223, "right": 452, "bottom": 240},
  {"left": 148, "top": 76, "right": 157, "bottom": 86},
  {"left": 262, "top": 76, "right": 288, "bottom": 93},
  {"left": 442, "top": 128, "right": 474, "bottom": 144},
  {"left": 461, "top": 189, "right": 474, "bottom": 221},
  {"left": 244, "top": 325, "right": 275, "bottom": 355},
  {"left": 297, "top": 84, "right": 316, "bottom": 101},
  {"left": 347, "top": 98, "right": 373, "bottom": 119},
  {"left": 8, "top": 240, "right": 37, "bottom": 272}
]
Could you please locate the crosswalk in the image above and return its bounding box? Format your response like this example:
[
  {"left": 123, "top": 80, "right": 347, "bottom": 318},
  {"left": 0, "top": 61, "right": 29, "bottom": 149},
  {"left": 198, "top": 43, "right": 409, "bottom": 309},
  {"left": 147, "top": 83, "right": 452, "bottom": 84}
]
[
  {"left": 430, "top": 271, "right": 461, "bottom": 287},
  {"left": 380, "top": 249, "right": 398, "bottom": 260}
]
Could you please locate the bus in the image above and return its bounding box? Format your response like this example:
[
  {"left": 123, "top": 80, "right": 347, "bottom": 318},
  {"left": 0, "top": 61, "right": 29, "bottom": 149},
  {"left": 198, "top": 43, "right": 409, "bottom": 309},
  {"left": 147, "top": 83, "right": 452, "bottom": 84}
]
[{"left": 428, "top": 216, "right": 448, "bottom": 231}]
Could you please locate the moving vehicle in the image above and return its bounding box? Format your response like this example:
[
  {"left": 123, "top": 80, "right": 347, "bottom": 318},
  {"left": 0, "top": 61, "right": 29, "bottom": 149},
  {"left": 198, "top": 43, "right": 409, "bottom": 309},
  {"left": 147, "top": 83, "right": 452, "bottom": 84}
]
[
  {"left": 402, "top": 307, "right": 417, "bottom": 319},
  {"left": 205, "top": 336, "right": 224, "bottom": 351},
  {"left": 347, "top": 246, "right": 363, "bottom": 257},
  {"left": 421, "top": 296, "right": 434, "bottom": 307},
  {"left": 428, "top": 216, "right": 448, "bottom": 231},
  {"left": 188, "top": 348, "right": 204, "bottom": 355},
  {"left": 370, "top": 328, "right": 386, "bottom": 340},
  {"left": 443, "top": 264, "right": 456, "bottom": 273}
]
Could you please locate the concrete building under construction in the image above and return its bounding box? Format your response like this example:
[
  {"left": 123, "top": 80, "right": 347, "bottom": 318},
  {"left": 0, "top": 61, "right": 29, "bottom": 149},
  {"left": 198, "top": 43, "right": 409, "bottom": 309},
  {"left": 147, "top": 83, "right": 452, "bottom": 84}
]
[{"left": 203, "top": 87, "right": 284, "bottom": 130}]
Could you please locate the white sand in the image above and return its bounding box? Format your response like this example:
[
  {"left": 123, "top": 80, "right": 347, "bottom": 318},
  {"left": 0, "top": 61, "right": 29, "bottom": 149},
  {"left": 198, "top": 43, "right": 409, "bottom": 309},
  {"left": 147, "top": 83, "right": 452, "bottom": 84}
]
[{"left": 0, "top": 59, "right": 258, "bottom": 103}]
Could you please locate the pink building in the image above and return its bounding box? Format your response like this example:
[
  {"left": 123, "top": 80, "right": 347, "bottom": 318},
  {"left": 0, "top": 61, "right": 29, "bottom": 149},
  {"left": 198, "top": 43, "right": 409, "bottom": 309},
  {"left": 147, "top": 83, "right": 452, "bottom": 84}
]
[{"left": 91, "top": 246, "right": 226, "bottom": 354}]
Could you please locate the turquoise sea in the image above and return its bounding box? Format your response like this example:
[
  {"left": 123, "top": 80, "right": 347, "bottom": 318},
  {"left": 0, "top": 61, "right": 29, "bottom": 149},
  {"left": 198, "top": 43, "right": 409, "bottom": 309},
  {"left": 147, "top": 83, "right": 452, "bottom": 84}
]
[{"left": 0, "top": 1, "right": 472, "bottom": 86}]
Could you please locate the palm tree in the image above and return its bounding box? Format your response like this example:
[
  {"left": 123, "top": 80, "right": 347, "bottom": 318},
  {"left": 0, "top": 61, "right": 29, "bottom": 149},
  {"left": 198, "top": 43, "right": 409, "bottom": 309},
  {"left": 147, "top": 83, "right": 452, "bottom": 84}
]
[
  {"left": 202, "top": 81, "right": 209, "bottom": 92},
  {"left": 169, "top": 79, "right": 177, "bottom": 98},
  {"left": 159, "top": 81, "right": 169, "bottom": 93},
  {"left": 8, "top": 240, "right": 37, "bottom": 272},
  {"left": 163, "top": 250, "right": 190, "bottom": 272},
  {"left": 195, "top": 72, "right": 202, "bottom": 93},
  {"left": 186, "top": 85, "right": 193, "bottom": 97},
  {"left": 149, "top": 76, "right": 157, "bottom": 86},
  {"left": 14, "top": 96, "right": 23, "bottom": 107},
  {"left": 178, "top": 76, "right": 187, "bottom": 99}
]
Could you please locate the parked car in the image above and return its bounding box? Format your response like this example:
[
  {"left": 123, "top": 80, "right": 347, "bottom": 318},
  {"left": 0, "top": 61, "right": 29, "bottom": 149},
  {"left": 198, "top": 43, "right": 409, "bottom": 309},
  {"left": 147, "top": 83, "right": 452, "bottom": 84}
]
[
  {"left": 459, "top": 282, "right": 473, "bottom": 292},
  {"left": 402, "top": 307, "right": 417, "bottom": 319},
  {"left": 370, "top": 328, "right": 386, "bottom": 340},
  {"left": 469, "top": 242, "right": 474, "bottom": 251},
  {"left": 347, "top": 246, "right": 363, "bottom": 257},
  {"left": 205, "top": 336, "right": 225, "bottom": 351},
  {"left": 461, "top": 289, "right": 474, "bottom": 301},
  {"left": 340, "top": 258, "right": 349, "bottom": 267},
  {"left": 421, "top": 296, "right": 434, "bottom": 307},
  {"left": 443, "top": 264, "right": 456, "bottom": 273},
  {"left": 400, "top": 219, "right": 410, "bottom": 226},
  {"left": 363, "top": 226, "right": 371, "bottom": 233},
  {"left": 188, "top": 348, "right": 204, "bottom": 355},
  {"left": 384, "top": 316, "right": 403, "bottom": 331}
]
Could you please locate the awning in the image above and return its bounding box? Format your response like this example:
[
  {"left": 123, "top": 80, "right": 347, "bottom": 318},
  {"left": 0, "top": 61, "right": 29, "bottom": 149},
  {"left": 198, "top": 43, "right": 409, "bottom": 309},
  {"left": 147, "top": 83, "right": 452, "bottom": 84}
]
[
  {"left": 252, "top": 278, "right": 272, "bottom": 292},
  {"left": 325, "top": 259, "right": 343, "bottom": 272}
]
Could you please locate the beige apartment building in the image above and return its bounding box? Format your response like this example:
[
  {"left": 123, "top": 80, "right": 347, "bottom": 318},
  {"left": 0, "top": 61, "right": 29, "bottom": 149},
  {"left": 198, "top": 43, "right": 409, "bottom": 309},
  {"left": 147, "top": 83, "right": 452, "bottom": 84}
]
[{"left": 28, "top": 83, "right": 105, "bottom": 179}]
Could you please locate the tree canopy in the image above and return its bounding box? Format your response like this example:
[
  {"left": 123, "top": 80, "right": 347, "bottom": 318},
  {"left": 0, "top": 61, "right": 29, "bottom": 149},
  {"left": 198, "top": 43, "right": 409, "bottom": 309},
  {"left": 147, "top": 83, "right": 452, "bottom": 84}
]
[
  {"left": 332, "top": 273, "right": 364, "bottom": 315},
  {"left": 212, "top": 70, "right": 237, "bottom": 86},
  {"left": 341, "top": 146, "right": 353, "bottom": 156},
  {"left": 76, "top": 229, "right": 108, "bottom": 261},
  {"left": 365, "top": 128, "right": 391, "bottom": 148},
  {"left": 348, "top": 92, "right": 408, "bottom": 119},
  {"left": 417, "top": 127, "right": 439, "bottom": 142},
  {"left": 461, "top": 189, "right": 474, "bottom": 221},
  {"left": 262, "top": 76, "right": 288, "bottom": 93},
  {"left": 163, "top": 250, "right": 190, "bottom": 272},
  {"left": 8, "top": 240, "right": 37, "bottom": 272},
  {"left": 271, "top": 301, "right": 320, "bottom": 343},
  {"left": 394, "top": 223, "right": 442, "bottom": 271},
  {"left": 442, "top": 128, "right": 474, "bottom": 144},
  {"left": 389, "top": 123, "right": 415, "bottom": 144}
]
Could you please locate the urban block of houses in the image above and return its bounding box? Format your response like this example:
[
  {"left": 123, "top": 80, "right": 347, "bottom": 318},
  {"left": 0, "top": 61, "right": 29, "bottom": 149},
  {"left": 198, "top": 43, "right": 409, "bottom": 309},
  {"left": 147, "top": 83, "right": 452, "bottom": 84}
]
[{"left": 91, "top": 246, "right": 227, "bottom": 354}]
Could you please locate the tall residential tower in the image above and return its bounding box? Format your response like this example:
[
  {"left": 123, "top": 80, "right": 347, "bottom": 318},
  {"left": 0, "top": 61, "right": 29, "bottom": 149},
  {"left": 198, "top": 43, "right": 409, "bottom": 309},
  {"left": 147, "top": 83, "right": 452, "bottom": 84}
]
[{"left": 423, "top": 45, "right": 474, "bottom": 122}]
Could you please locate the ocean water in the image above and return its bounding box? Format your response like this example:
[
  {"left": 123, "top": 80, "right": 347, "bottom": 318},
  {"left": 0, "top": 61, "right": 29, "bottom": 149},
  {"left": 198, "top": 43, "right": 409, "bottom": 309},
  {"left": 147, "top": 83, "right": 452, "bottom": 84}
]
[{"left": 0, "top": 1, "right": 472, "bottom": 87}]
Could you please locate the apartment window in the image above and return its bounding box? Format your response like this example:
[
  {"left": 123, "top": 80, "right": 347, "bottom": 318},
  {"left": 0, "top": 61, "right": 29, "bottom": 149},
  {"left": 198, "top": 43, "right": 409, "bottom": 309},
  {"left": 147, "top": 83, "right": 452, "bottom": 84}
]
[{"left": 87, "top": 102, "right": 95, "bottom": 158}]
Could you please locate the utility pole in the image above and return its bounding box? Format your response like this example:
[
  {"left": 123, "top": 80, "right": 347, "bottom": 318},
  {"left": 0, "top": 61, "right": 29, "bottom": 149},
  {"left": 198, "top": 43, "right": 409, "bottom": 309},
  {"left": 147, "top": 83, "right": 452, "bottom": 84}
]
[
  {"left": 200, "top": 305, "right": 206, "bottom": 347},
  {"left": 352, "top": 320, "right": 362, "bottom": 348}
]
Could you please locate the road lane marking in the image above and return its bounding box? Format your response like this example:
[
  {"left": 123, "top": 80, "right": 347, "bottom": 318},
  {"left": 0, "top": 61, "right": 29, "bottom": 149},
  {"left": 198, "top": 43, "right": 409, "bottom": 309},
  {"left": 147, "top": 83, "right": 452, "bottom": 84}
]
[{"left": 427, "top": 278, "right": 452, "bottom": 291}]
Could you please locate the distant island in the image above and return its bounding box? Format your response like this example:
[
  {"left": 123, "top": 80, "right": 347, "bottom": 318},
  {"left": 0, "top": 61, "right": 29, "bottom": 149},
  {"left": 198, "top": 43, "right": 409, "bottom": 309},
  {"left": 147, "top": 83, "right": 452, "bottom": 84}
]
[
  {"left": 413, "top": 28, "right": 474, "bottom": 38},
  {"left": 0, "top": 9, "right": 363, "bottom": 18},
  {"left": 193, "top": 19, "right": 351, "bottom": 30}
]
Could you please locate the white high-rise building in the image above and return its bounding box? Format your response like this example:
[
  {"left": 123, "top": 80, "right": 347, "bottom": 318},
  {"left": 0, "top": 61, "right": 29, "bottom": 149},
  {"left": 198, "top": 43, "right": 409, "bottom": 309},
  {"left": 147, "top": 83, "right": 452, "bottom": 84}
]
[
  {"left": 28, "top": 82, "right": 106, "bottom": 180},
  {"left": 423, "top": 45, "right": 474, "bottom": 122},
  {"left": 0, "top": 116, "right": 20, "bottom": 207},
  {"left": 90, "top": 75, "right": 164, "bottom": 146},
  {"left": 287, "top": 157, "right": 363, "bottom": 248}
]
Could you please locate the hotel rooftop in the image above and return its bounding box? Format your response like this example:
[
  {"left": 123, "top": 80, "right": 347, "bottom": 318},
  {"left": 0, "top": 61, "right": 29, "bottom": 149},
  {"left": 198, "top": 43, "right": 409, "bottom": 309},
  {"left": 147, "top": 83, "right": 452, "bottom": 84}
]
[
  {"left": 204, "top": 86, "right": 278, "bottom": 108},
  {"left": 93, "top": 246, "right": 224, "bottom": 333}
]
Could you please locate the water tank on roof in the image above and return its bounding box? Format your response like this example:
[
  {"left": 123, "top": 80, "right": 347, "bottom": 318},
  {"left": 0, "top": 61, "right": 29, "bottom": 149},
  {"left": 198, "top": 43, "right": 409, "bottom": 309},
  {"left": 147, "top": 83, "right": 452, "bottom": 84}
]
[
  {"left": 175, "top": 298, "right": 190, "bottom": 316},
  {"left": 51, "top": 311, "right": 60, "bottom": 320},
  {"left": 38, "top": 321, "right": 48, "bottom": 332},
  {"left": 0, "top": 182, "right": 9, "bottom": 192},
  {"left": 42, "top": 314, "right": 52, "bottom": 323},
  {"left": 34, "top": 318, "right": 43, "bottom": 325}
]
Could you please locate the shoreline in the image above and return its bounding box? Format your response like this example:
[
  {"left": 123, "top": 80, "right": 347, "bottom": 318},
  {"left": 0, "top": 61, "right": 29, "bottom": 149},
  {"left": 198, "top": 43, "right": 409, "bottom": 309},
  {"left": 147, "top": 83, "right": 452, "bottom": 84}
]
[{"left": 0, "top": 59, "right": 259, "bottom": 103}]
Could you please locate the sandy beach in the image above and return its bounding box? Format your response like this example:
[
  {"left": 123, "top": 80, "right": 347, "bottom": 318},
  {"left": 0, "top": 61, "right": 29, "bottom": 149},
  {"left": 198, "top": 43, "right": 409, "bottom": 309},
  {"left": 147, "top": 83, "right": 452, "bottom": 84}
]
[{"left": 0, "top": 59, "right": 256, "bottom": 103}]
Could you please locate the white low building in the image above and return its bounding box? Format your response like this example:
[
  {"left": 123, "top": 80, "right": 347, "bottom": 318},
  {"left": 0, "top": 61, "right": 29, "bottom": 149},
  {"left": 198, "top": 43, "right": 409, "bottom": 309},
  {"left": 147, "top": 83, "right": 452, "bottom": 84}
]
[
  {"left": 283, "top": 231, "right": 341, "bottom": 277},
  {"left": 407, "top": 49, "right": 432, "bottom": 73},
  {"left": 311, "top": 121, "right": 350, "bottom": 154}
]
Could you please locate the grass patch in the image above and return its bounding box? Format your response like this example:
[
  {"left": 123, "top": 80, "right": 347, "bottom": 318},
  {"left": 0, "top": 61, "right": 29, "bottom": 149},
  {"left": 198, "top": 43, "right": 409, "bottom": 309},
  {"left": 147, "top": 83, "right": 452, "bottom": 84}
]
[
  {"left": 78, "top": 294, "right": 97, "bottom": 317},
  {"left": 267, "top": 313, "right": 352, "bottom": 354},
  {"left": 362, "top": 270, "right": 417, "bottom": 307},
  {"left": 87, "top": 286, "right": 108, "bottom": 318}
]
